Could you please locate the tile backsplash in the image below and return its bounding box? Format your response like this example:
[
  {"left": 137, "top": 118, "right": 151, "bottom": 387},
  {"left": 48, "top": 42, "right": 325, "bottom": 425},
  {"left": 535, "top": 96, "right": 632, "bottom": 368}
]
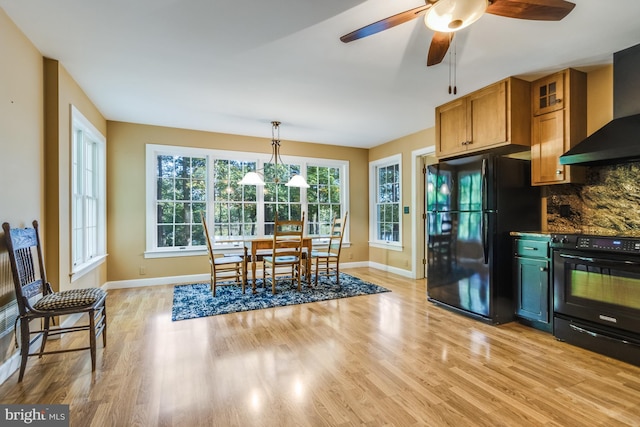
[{"left": 546, "top": 162, "right": 640, "bottom": 235}]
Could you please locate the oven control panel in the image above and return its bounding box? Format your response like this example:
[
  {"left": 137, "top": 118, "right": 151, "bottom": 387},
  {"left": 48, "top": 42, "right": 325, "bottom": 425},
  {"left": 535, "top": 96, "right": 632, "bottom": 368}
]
[{"left": 551, "top": 234, "right": 640, "bottom": 253}]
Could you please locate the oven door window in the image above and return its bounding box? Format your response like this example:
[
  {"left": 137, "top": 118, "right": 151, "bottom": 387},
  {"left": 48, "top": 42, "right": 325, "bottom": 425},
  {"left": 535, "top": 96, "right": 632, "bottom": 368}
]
[{"left": 559, "top": 251, "right": 640, "bottom": 314}]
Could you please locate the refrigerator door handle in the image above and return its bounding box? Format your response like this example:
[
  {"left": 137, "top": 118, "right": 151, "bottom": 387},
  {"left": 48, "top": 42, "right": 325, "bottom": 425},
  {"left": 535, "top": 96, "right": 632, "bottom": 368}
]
[
  {"left": 481, "top": 158, "right": 489, "bottom": 264},
  {"left": 481, "top": 157, "right": 488, "bottom": 212},
  {"left": 482, "top": 212, "right": 489, "bottom": 264}
]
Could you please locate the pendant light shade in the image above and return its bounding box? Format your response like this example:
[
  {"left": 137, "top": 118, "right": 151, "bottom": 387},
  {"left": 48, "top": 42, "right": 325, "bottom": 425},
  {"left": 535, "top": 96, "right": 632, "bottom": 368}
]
[
  {"left": 239, "top": 121, "right": 310, "bottom": 188},
  {"left": 238, "top": 171, "right": 265, "bottom": 186},
  {"left": 424, "top": 0, "right": 487, "bottom": 33},
  {"left": 285, "top": 174, "right": 310, "bottom": 188}
]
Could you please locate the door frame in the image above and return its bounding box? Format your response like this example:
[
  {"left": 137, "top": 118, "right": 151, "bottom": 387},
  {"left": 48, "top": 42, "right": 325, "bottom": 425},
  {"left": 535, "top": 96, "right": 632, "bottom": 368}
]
[{"left": 411, "top": 146, "right": 436, "bottom": 279}]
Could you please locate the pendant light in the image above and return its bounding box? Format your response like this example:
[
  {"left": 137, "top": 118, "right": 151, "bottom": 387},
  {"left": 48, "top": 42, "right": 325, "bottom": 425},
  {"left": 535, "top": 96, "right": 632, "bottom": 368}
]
[{"left": 238, "top": 121, "right": 310, "bottom": 188}]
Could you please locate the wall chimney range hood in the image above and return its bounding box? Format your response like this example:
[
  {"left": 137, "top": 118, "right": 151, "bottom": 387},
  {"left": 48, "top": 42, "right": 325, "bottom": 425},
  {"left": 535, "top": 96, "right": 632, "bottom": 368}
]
[{"left": 560, "top": 43, "right": 640, "bottom": 166}]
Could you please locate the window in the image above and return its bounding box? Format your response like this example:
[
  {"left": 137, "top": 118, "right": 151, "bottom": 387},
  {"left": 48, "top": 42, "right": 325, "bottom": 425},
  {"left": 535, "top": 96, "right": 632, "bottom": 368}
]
[
  {"left": 307, "top": 165, "right": 343, "bottom": 236},
  {"left": 212, "top": 159, "right": 258, "bottom": 239},
  {"left": 155, "top": 154, "right": 207, "bottom": 248},
  {"left": 71, "top": 106, "right": 106, "bottom": 276},
  {"left": 369, "top": 154, "right": 402, "bottom": 248},
  {"left": 145, "top": 145, "right": 349, "bottom": 257}
]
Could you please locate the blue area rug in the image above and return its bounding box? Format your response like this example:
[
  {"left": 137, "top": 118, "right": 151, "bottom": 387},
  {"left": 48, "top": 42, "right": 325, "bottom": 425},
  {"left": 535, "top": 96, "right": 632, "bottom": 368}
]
[{"left": 172, "top": 273, "right": 390, "bottom": 321}]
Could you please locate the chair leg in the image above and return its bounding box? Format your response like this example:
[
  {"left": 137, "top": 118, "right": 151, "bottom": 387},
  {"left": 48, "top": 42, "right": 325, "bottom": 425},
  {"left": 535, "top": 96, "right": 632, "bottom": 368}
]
[
  {"left": 89, "top": 310, "right": 97, "bottom": 372},
  {"left": 271, "top": 263, "right": 276, "bottom": 295},
  {"left": 18, "top": 318, "right": 30, "bottom": 382},
  {"left": 102, "top": 303, "right": 107, "bottom": 347},
  {"left": 39, "top": 317, "right": 50, "bottom": 358},
  {"left": 336, "top": 262, "right": 340, "bottom": 286},
  {"left": 211, "top": 268, "right": 217, "bottom": 297}
]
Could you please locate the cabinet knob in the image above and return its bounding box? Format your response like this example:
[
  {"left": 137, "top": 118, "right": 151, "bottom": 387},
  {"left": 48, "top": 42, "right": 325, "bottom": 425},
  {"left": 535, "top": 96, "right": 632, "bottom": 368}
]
[
  {"left": 540, "top": 267, "right": 547, "bottom": 272},
  {"left": 556, "top": 170, "right": 563, "bottom": 175}
]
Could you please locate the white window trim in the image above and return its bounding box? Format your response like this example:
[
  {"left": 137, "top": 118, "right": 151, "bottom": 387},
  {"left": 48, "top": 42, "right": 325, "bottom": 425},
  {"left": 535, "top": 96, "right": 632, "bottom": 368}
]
[
  {"left": 70, "top": 105, "right": 107, "bottom": 279},
  {"left": 145, "top": 144, "right": 350, "bottom": 258},
  {"left": 369, "top": 153, "right": 402, "bottom": 250}
]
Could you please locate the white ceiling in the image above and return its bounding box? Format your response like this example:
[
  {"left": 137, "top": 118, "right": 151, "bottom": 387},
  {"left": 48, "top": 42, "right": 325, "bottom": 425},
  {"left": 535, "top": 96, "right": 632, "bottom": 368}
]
[{"left": 2, "top": 0, "right": 640, "bottom": 148}]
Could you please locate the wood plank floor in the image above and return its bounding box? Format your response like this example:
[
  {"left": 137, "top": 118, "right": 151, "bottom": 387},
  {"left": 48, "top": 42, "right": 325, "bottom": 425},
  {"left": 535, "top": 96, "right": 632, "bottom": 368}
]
[{"left": 1, "top": 267, "right": 639, "bottom": 426}]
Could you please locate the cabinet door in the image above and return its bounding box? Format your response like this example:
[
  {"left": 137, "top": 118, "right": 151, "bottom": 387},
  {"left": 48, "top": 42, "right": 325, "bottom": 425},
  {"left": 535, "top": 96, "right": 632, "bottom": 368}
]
[
  {"left": 532, "top": 110, "right": 566, "bottom": 184},
  {"left": 515, "top": 257, "right": 549, "bottom": 323},
  {"left": 435, "top": 98, "right": 467, "bottom": 157},
  {"left": 532, "top": 72, "right": 564, "bottom": 116},
  {"left": 467, "top": 81, "right": 507, "bottom": 149}
]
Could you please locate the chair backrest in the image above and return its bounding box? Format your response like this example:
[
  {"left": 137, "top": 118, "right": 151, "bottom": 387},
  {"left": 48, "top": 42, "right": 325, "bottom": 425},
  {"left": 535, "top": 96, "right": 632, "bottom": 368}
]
[
  {"left": 328, "top": 212, "right": 348, "bottom": 257},
  {"left": 202, "top": 216, "right": 215, "bottom": 262},
  {"left": 2, "top": 220, "right": 47, "bottom": 316},
  {"left": 272, "top": 212, "right": 305, "bottom": 258}
]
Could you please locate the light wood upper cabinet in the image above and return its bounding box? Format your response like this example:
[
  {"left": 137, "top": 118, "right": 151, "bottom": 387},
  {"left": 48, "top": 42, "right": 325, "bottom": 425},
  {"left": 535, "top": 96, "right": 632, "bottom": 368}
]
[
  {"left": 531, "top": 69, "right": 586, "bottom": 186},
  {"left": 532, "top": 73, "right": 564, "bottom": 116},
  {"left": 435, "top": 77, "right": 531, "bottom": 159}
]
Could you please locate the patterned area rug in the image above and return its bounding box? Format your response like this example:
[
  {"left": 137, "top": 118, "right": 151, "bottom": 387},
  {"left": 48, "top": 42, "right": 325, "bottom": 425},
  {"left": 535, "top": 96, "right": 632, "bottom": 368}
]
[{"left": 172, "top": 273, "right": 390, "bottom": 321}]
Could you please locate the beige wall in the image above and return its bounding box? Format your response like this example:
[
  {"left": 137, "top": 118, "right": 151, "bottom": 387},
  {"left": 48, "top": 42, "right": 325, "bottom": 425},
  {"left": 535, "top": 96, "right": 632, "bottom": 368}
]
[
  {"left": 368, "top": 128, "right": 436, "bottom": 273},
  {"left": 0, "top": 8, "right": 44, "bottom": 365},
  {"left": 106, "top": 122, "right": 369, "bottom": 282},
  {"left": 0, "top": 7, "right": 106, "bottom": 372},
  {"left": 44, "top": 59, "right": 108, "bottom": 292}
]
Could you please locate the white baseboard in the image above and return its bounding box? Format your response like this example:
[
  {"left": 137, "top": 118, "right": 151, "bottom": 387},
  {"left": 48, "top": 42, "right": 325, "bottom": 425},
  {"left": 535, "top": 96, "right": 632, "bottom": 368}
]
[{"left": 367, "top": 261, "right": 414, "bottom": 278}]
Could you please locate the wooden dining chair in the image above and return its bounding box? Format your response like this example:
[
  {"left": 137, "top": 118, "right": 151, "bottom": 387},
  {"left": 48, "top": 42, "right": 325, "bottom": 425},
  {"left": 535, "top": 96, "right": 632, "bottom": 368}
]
[
  {"left": 311, "top": 212, "right": 348, "bottom": 287},
  {"left": 263, "top": 212, "right": 305, "bottom": 294},
  {"left": 2, "top": 220, "right": 107, "bottom": 382},
  {"left": 202, "top": 217, "right": 245, "bottom": 296}
]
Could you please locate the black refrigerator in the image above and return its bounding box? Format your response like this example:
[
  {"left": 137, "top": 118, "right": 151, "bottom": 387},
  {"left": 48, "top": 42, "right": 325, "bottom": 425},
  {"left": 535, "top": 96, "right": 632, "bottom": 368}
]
[{"left": 426, "top": 154, "right": 540, "bottom": 324}]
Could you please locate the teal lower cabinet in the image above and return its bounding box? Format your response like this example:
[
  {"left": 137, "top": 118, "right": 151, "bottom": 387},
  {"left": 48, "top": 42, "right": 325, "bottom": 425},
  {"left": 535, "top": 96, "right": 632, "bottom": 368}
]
[{"left": 513, "top": 236, "right": 552, "bottom": 332}]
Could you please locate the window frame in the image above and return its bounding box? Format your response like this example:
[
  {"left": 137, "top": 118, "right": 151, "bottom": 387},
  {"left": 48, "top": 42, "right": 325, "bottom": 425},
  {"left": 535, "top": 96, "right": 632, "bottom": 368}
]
[
  {"left": 70, "top": 105, "right": 107, "bottom": 279},
  {"left": 145, "top": 144, "right": 349, "bottom": 258},
  {"left": 369, "top": 154, "right": 402, "bottom": 250}
]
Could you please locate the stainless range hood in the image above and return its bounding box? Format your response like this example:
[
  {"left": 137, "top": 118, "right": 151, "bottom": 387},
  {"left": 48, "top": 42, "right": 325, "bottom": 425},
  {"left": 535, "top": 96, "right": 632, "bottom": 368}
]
[{"left": 560, "top": 43, "right": 640, "bottom": 166}]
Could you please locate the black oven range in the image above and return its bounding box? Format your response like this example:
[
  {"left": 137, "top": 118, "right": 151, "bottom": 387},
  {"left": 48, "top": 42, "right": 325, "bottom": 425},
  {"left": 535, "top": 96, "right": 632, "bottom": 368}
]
[{"left": 551, "top": 233, "right": 640, "bottom": 366}]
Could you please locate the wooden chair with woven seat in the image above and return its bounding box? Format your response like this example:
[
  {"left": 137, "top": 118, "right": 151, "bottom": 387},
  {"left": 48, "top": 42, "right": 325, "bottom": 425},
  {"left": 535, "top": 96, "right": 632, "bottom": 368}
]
[
  {"left": 2, "top": 220, "right": 107, "bottom": 382},
  {"left": 202, "top": 217, "right": 245, "bottom": 296},
  {"left": 311, "top": 212, "right": 348, "bottom": 287},
  {"left": 263, "top": 212, "right": 305, "bottom": 294}
]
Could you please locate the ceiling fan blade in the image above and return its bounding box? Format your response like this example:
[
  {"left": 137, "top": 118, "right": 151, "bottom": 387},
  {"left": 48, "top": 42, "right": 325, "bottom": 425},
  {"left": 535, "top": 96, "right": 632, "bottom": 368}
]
[
  {"left": 427, "top": 32, "right": 453, "bottom": 66},
  {"left": 340, "top": 5, "right": 431, "bottom": 43},
  {"left": 486, "top": 0, "right": 576, "bottom": 21}
]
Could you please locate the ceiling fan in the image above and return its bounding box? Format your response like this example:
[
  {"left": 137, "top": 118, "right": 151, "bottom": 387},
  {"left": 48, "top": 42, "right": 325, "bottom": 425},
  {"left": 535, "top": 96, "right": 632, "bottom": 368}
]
[{"left": 340, "top": 0, "right": 576, "bottom": 66}]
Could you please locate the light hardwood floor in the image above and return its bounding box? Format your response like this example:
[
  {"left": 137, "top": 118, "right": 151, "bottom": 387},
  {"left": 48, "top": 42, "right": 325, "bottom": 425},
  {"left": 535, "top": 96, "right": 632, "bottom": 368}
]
[{"left": 1, "top": 267, "right": 639, "bottom": 426}]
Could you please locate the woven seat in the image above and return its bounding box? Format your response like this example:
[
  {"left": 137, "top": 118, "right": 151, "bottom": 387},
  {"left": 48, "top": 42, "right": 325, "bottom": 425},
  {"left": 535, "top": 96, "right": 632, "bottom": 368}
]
[
  {"left": 2, "top": 220, "right": 107, "bottom": 382},
  {"left": 33, "top": 288, "right": 107, "bottom": 311}
]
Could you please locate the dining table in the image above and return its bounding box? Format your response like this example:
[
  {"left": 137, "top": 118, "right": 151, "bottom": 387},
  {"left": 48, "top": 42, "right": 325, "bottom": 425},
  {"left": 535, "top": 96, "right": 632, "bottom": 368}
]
[{"left": 243, "top": 237, "right": 313, "bottom": 293}]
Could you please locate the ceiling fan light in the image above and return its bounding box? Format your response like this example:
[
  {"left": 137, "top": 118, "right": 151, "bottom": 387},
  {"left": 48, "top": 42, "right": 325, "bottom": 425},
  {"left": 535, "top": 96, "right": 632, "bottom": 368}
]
[{"left": 425, "top": 0, "right": 488, "bottom": 33}]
